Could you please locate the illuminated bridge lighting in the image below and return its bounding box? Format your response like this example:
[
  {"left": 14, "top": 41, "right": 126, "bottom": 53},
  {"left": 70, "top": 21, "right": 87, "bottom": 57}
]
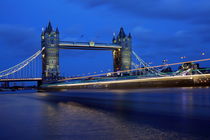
[
  {"left": 47, "top": 74, "right": 210, "bottom": 88},
  {"left": 58, "top": 57, "right": 210, "bottom": 82}
]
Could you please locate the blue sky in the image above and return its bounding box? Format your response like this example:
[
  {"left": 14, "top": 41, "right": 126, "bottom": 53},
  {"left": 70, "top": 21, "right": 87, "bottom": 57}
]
[{"left": 0, "top": 0, "right": 210, "bottom": 76}]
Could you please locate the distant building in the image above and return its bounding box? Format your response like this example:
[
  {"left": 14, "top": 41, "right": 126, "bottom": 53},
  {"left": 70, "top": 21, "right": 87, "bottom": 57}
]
[
  {"left": 178, "top": 62, "right": 210, "bottom": 74},
  {"left": 179, "top": 62, "right": 199, "bottom": 71}
]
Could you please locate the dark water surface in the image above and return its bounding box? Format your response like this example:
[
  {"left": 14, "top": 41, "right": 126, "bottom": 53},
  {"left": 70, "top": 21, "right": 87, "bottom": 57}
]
[{"left": 0, "top": 87, "right": 210, "bottom": 140}]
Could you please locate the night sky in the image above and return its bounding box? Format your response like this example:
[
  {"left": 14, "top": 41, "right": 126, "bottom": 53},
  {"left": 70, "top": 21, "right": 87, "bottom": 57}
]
[{"left": 0, "top": 0, "right": 210, "bottom": 76}]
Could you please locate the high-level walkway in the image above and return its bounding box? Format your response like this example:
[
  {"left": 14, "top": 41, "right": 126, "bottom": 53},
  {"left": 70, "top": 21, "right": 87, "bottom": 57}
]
[{"left": 59, "top": 41, "right": 122, "bottom": 50}]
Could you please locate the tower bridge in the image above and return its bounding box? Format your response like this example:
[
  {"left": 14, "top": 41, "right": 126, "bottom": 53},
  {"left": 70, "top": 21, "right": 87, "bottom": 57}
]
[
  {"left": 41, "top": 22, "right": 132, "bottom": 82},
  {"left": 0, "top": 22, "right": 210, "bottom": 88}
]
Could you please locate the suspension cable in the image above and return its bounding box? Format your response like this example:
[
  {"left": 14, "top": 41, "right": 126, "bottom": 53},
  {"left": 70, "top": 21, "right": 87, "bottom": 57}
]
[
  {"left": 59, "top": 57, "right": 210, "bottom": 82},
  {"left": 0, "top": 48, "right": 45, "bottom": 78}
]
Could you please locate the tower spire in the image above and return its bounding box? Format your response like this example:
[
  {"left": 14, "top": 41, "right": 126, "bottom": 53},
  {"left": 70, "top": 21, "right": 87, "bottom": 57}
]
[
  {"left": 46, "top": 21, "right": 53, "bottom": 33},
  {"left": 118, "top": 27, "right": 126, "bottom": 38},
  {"left": 128, "top": 33, "right": 132, "bottom": 39},
  {"left": 112, "top": 32, "right": 116, "bottom": 43},
  {"left": 112, "top": 36, "right": 116, "bottom": 43},
  {"left": 56, "top": 27, "right": 59, "bottom": 34}
]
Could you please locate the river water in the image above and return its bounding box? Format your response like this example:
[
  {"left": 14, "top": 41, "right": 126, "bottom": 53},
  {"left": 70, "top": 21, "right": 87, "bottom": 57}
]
[{"left": 0, "top": 87, "right": 210, "bottom": 140}]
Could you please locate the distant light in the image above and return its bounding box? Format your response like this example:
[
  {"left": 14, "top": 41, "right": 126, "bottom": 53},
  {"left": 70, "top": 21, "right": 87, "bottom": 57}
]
[
  {"left": 180, "top": 56, "right": 187, "bottom": 59},
  {"left": 162, "top": 59, "right": 168, "bottom": 63},
  {"left": 202, "top": 52, "right": 205, "bottom": 56}
]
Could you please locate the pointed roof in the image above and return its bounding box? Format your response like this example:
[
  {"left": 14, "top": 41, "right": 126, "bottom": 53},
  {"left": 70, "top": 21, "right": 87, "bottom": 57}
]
[
  {"left": 56, "top": 27, "right": 59, "bottom": 34},
  {"left": 41, "top": 31, "right": 45, "bottom": 36},
  {"left": 41, "top": 27, "right": 45, "bottom": 36},
  {"left": 46, "top": 21, "right": 53, "bottom": 33},
  {"left": 48, "top": 21, "right": 52, "bottom": 29},
  {"left": 118, "top": 27, "right": 126, "bottom": 38},
  {"left": 128, "top": 33, "right": 132, "bottom": 38},
  {"left": 112, "top": 36, "right": 116, "bottom": 42}
]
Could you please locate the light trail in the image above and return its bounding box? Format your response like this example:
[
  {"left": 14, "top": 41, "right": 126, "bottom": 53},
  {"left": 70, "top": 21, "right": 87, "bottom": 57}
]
[
  {"left": 49, "top": 74, "right": 210, "bottom": 87},
  {"left": 59, "top": 58, "right": 210, "bottom": 82}
]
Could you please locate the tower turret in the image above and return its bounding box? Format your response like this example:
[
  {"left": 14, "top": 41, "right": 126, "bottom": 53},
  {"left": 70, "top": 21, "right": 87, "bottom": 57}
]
[
  {"left": 128, "top": 33, "right": 132, "bottom": 39},
  {"left": 112, "top": 36, "right": 116, "bottom": 43},
  {"left": 41, "top": 30, "right": 45, "bottom": 38},
  {"left": 56, "top": 27, "right": 59, "bottom": 34}
]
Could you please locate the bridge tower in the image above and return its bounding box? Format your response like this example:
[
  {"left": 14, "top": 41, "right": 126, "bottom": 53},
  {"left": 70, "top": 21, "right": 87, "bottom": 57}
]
[
  {"left": 41, "top": 22, "right": 60, "bottom": 81},
  {"left": 113, "top": 27, "right": 132, "bottom": 72}
]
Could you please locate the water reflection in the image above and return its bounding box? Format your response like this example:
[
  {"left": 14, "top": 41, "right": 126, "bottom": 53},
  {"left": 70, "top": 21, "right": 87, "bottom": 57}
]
[
  {"left": 36, "top": 87, "right": 210, "bottom": 139},
  {"left": 1, "top": 88, "right": 210, "bottom": 140}
]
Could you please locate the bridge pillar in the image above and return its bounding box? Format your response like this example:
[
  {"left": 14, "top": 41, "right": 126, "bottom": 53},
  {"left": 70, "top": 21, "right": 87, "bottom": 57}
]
[
  {"left": 113, "top": 49, "right": 122, "bottom": 71},
  {"left": 113, "top": 28, "right": 132, "bottom": 72},
  {"left": 3, "top": 82, "right": 9, "bottom": 88},
  {"left": 41, "top": 22, "right": 60, "bottom": 82},
  {"left": 37, "top": 80, "right": 42, "bottom": 87}
]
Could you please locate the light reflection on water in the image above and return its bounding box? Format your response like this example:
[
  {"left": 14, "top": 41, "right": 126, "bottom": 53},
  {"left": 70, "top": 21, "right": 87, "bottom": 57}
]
[{"left": 0, "top": 87, "right": 210, "bottom": 140}]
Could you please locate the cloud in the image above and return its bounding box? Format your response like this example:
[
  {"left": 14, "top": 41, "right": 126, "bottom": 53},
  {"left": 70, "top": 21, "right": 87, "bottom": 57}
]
[
  {"left": 0, "top": 24, "right": 39, "bottom": 55},
  {"left": 131, "top": 24, "right": 210, "bottom": 62},
  {"left": 67, "top": 0, "right": 210, "bottom": 22},
  {"left": 0, "top": 24, "right": 40, "bottom": 68}
]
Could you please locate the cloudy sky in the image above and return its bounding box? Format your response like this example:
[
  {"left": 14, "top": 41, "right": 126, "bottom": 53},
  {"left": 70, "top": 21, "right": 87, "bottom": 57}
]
[{"left": 0, "top": 0, "right": 210, "bottom": 76}]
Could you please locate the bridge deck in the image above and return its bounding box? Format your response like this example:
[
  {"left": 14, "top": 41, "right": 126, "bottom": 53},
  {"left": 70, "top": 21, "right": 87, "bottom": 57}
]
[
  {"left": 59, "top": 41, "right": 122, "bottom": 50},
  {"left": 0, "top": 78, "right": 42, "bottom": 82}
]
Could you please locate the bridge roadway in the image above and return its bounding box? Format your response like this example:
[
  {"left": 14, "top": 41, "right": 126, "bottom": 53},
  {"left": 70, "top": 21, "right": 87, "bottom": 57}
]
[
  {"left": 59, "top": 41, "right": 122, "bottom": 50},
  {"left": 0, "top": 78, "right": 42, "bottom": 82},
  {"left": 42, "top": 74, "right": 210, "bottom": 89}
]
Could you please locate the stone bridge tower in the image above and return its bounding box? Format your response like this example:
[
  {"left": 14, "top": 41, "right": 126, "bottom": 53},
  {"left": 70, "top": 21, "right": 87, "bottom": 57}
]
[
  {"left": 41, "top": 22, "right": 60, "bottom": 81},
  {"left": 113, "top": 27, "right": 132, "bottom": 72}
]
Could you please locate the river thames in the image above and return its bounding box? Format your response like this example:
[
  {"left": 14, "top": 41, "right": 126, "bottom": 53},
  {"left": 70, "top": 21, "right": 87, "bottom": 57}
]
[{"left": 0, "top": 87, "right": 210, "bottom": 140}]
